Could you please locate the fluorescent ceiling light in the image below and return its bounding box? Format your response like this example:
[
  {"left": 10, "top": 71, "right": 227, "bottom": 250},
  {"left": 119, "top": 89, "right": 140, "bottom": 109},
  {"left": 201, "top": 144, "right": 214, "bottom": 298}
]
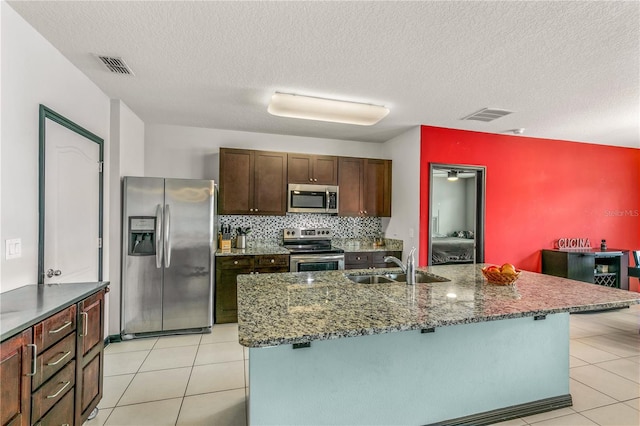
[
  {"left": 447, "top": 171, "right": 459, "bottom": 181},
  {"left": 267, "top": 93, "right": 389, "bottom": 126}
]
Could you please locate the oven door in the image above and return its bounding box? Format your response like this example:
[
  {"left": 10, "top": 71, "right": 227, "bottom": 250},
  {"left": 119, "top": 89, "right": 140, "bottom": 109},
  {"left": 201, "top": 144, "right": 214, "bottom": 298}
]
[{"left": 290, "top": 254, "right": 345, "bottom": 272}]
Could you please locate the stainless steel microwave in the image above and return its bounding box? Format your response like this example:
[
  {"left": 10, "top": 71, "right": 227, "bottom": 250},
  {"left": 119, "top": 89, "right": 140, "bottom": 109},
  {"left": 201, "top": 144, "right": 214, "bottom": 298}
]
[{"left": 287, "top": 184, "right": 338, "bottom": 214}]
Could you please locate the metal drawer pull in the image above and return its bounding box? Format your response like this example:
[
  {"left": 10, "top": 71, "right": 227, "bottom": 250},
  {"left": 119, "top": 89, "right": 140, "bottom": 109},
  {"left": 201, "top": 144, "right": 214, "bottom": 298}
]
[
  {"left": 80, "top": 312, "right": 88, "bottom": 337},
  {"left": 46, "top": 350, "right": 72, "bottom": 366},
  {"left": 27, "top": 344, "right": 37, "bottom": 376},
  {"left": 48, "top": 321, "right": 72, "bottom": 334},
  {"left": 46, "top": 380, "right": 71, "bottom": 399}
]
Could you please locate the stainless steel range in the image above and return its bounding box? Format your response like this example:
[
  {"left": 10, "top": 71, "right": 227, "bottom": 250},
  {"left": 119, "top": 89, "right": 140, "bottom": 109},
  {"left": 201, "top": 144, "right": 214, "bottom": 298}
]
[{"left": 283, "top": 227, "right": 345, "bottom": 272}]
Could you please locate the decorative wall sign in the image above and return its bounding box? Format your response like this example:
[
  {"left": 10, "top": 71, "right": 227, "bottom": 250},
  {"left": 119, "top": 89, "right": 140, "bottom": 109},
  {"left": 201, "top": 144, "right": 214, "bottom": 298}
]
[{"left": 556, "top": 238, "right": 591, "bottom": 249}]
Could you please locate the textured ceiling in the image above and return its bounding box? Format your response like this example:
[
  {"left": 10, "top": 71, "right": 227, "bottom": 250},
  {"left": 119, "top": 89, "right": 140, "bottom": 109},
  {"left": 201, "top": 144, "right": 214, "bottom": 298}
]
[{"left": 8, "top": 1, "right": 640, "bottom": 147}]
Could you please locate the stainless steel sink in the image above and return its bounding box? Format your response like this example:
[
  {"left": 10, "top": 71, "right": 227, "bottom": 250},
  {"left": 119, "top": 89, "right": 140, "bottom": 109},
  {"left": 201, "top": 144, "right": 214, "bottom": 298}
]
[
  {"left": 345, "top": 271, "right": 449, "bottom": 284},
  {"left": 384, "top": 272, "right": 450, "bottom": 283},
  {"left": 347, "top": 274, "right": 396, "bottom": 284}
]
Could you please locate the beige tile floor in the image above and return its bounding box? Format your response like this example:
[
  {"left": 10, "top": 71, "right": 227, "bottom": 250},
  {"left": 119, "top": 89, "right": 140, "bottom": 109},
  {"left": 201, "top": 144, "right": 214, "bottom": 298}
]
[{"left": 85, "top": 305, "right": 639, "bottom": 426}]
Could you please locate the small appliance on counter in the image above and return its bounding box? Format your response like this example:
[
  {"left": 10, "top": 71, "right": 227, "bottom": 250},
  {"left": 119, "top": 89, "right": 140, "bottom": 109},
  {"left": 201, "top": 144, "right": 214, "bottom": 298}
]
[{"left": 283, "top": 227, "right": 344, "bottom": 272}]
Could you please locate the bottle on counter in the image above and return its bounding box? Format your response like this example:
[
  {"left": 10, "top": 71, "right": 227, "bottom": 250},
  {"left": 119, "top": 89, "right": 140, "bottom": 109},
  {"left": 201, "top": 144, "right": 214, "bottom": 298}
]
[{"left": 600, "top": 239, "right": 607, "bottom": 251}]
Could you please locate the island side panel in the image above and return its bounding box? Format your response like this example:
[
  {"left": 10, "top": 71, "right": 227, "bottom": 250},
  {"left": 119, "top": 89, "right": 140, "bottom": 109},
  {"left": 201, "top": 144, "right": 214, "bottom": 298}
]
[{"left": 248, "top": 313, "right": 570, "bottom": 425}]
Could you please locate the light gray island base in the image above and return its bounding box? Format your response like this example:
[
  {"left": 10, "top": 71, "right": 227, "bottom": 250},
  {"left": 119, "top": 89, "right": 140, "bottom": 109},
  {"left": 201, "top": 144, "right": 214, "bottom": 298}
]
[{"left": 238, "top": 265, "right": 640, "bottom": 425}]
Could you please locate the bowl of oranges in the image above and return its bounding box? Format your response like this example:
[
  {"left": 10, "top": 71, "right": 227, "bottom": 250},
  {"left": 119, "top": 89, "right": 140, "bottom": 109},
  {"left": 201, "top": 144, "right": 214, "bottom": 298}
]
[{"left": 481, "top": 263, "right": 521, "bottom": 285}]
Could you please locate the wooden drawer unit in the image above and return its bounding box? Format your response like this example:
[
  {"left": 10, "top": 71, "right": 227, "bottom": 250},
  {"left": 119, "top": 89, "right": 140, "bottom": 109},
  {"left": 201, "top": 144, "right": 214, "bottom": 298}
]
[
  {"left": 31, "top": 333, "right": 75, "bottom": 389},
  {"left": 34, "top": 305, "right": 76, "bottom": 352},
  {"left": 345, "top": 252, "right": 371, "bottom": 268},
  {"left": 1, "top": 287, "right": 106, "bottom": 426},
  {"left": 31, "top": 360, "right": 75, "bottom": 424},
  {"left": 217, "top": 256, "right": 253, "bottom": 269},
  {"left": 345, "top": 251, "right": 403, "bottom": 270},
  {"left": 255, "top": 255, "right": 289, "bottom": 268},
  {"left": 33, "top": 389, "right": 74, "bottom": 426}
]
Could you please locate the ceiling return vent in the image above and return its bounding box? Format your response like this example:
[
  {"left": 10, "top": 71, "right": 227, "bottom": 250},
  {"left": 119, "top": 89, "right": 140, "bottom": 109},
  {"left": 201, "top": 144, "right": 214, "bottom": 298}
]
[
  {"left": 95, "top": 55, "right": 134, "bottom": 75},
  {"left": 461, "top": 108, "right": 513, "bottom": 122}
]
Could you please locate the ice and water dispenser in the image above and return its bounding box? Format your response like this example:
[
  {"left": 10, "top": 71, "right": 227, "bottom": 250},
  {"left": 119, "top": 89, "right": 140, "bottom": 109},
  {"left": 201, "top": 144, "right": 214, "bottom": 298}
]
[{"left": 128, "top": 216, "right": 156, "bottom": 255}]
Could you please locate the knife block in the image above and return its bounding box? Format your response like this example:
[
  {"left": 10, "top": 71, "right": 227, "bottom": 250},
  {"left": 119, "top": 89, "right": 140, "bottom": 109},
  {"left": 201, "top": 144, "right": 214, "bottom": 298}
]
[{"left": 218, "top": 234, "right": 231, "bottom": 252}]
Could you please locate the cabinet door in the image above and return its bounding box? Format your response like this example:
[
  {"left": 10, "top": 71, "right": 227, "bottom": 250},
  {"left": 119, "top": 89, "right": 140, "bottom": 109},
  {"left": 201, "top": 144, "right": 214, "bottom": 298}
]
[
  {"left": 219, "top": 148, "right": 254, "bottom": 214},
  {"left": 344, "top": 252, "right": 371, "bottom": 269},
  {"left": 313, "top": 155, "right": 338, "bottom": 185},
  {"left": 215, "top": 257, "right": 253, "bottom": 324},
  {"left": 0, "top": 329, "right": 32, "bottom": 426},
  {"left": 338, "top": 157, "right": 365, "bottom": 216},
  {"left": 76, "top": 290, "right": 105, "bottom": 425},
  {"left": 364, "top": 159, "right": 392, "bottom": 217},
  {"left": 254, "top": 151, "right": 287, "bottom": 215},
  {"left": 287, "top": 154, "right": 314, "bottom": 184}
]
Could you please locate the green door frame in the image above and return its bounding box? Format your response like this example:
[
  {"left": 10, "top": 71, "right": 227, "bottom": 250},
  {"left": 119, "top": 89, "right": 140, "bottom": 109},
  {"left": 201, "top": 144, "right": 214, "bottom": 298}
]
[{"left": 38, "top": 104, "right": 104, "bottom": 284}]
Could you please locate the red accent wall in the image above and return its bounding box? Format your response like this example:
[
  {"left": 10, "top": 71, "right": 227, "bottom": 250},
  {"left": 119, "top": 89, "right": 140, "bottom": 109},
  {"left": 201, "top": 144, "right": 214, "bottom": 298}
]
[{"left": 419, "top": 126, "right": 640, "bottom": 290}]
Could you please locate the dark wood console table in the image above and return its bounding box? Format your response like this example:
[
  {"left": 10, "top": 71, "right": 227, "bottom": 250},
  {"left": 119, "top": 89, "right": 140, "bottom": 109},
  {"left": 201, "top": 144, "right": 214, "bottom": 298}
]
[{"left": 542, "top": 249, "right": 629, "bottom": 290}]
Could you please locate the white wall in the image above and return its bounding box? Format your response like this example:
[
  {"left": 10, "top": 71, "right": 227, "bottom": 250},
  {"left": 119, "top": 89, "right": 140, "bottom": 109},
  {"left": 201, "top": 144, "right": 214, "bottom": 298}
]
[
  {"left": 144, "top": 124, "right": 388, "bottom": 180},
  {"left": 1, "top": 2, "right": 111, "bottom": 291},
  {"left": 108, "top": 100, "right": 144, "bottom": 335},
  {"left": 383, "top": 127, "right": 421, "bottom": 263}
]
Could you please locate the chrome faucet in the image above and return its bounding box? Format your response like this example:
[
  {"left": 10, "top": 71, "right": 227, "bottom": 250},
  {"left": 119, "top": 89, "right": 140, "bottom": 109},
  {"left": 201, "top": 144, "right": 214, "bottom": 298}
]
[{"left": 384, "top": 247, "right": 417, "bottom": 285}]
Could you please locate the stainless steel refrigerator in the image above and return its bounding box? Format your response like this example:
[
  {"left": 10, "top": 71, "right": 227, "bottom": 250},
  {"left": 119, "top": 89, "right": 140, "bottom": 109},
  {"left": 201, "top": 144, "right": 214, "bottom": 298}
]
[{"left": 121, "top": 177, "right": 216, "bottom": 338}]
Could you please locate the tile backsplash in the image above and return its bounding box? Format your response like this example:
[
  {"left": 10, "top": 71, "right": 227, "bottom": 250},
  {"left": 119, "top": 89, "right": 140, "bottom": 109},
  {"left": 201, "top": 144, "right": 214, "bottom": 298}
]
[{"left": 219, "top": 214, "right": 382, "bottom": 243}]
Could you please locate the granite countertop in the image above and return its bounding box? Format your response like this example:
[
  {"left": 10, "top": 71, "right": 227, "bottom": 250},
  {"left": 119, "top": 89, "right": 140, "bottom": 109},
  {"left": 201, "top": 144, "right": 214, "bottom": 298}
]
[
  {"left": 0, "top": 282, "right": 109, "bottom": 341},
  {"left": 237, "top": 264, "right": 640, "bottom": 348},
  {"left": 215, "top": 245, "right": 290, "bottom": 256},
  {"left": 332, "top": 238, "right": 403, "bottom": 252}
]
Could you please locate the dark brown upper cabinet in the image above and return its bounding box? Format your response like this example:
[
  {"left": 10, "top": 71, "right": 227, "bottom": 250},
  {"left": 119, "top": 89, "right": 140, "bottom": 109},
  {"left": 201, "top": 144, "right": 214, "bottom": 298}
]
[
  {"left": 219, "top": 148, "right": 287, "bottom": 215},
  {"left": 288, "top": 154, "right": 338, "bottom": 185},
  {"left": 338, "top": 157, "right": 391, "bottom": 217}
]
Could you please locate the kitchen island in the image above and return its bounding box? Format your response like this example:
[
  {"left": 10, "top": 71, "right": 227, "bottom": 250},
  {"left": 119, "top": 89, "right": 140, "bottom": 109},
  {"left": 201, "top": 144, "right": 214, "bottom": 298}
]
[{"left": 237, "top": 264, "right": 640, "bottom": 425}]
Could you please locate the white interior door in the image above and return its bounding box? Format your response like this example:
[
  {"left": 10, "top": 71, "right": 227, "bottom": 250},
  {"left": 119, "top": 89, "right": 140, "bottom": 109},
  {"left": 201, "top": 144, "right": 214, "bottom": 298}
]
[{"left": 44, "top": 119, "right": 101, "bottom": 283}]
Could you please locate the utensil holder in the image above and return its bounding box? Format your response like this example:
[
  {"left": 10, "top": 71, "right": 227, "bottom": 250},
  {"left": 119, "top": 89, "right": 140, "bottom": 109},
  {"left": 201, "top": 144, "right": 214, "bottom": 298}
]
[{"left": 236, "top": 235, "right": 246, "bottom": 249}]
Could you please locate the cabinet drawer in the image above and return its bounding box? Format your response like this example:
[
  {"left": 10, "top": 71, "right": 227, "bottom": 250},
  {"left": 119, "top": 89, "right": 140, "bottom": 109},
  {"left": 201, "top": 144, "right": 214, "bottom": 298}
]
[
  {"left": 255, "top": 255, "right": 289, "bottom": 268},
  {"left": 32, "top": 333, "right": 75, "bottom": 390},
  {"left": 31, "top": 360, "right": 75, "bottom": 424},
  {"left": 33, "top": 388, "right": 73, "bottom": 426},
  {"left": 345, "top": 252, "right": 370, "bottom": 265},
  {"left": 34, "top": 305, "right": 76, "bottom": 352},
  {"left": 216, "top": 256, "right": 253, "bottom": 269}
]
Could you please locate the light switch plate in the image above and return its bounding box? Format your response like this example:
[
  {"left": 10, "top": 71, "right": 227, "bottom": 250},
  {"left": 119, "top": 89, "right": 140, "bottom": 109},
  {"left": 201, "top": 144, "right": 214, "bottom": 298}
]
[{"left": 6, "top": 238, "right": 22, "bottom": 260}]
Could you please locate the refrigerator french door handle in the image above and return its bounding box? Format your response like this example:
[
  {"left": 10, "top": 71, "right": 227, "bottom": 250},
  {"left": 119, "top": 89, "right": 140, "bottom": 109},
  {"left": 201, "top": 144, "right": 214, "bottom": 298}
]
[
  {"left": 155, "top": 204, "right": 163, "bottom": 268},
  {"left": 164, "top": 204, "right": 172, "bottom": 268}
]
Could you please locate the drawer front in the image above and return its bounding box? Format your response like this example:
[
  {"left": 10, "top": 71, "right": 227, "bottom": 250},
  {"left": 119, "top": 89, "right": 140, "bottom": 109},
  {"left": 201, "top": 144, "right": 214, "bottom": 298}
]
[
  {"left": 34, "top": 305, "right": 77, "bottom": 351},
  {"left": 345, "top": 252, "right": 370, "bottom": 265},
  {"left": 255, "top": 255, "right": 289, "bottom": 268},
  {"left": 32, "top": 333, "right": 76, "bottom": 390},
  {"left": 33, "top": 388, "right": 73, "bottom": 426},
  {"left": 216, "top": 256, "right": 253, "bottom": 270},
  {"left": 31, "top": 360, "right": 75, "bottom": 424},
  {"left": 254, "top": 266, "right": 290, "bottom": 274}
]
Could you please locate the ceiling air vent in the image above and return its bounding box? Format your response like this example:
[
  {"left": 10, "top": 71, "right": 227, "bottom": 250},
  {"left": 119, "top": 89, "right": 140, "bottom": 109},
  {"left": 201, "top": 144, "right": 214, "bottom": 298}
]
[
  {"left": 95, "top": 55, "right": 134, "bottom": 75},
  {"left": 461, "top": 108, "right": 512, "bottom": 122}
]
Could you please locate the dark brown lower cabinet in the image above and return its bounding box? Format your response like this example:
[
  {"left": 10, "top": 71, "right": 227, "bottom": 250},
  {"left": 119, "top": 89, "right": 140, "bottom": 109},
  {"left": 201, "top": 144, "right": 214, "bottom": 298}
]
[
  {"left": 345, "top": 251, "right": 403, "bottom": 270},
  {"left": 0, "top": 288, "right": 105, "bottom": 426},
  {"left": 76, "top": 290, "right": 105, "bottom": 425},
  {"left": 0, "top": 329, "right": 32, "bottom": 426},
  {"left": 216, "top": 255, "right": 289, "bottom": 323}
]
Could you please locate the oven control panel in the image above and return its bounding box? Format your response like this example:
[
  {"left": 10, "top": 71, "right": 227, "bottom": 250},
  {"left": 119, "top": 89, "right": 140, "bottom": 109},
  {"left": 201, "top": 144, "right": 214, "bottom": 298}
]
[{"left": 283, "top": 227, "right": 332, "bottom": 241}]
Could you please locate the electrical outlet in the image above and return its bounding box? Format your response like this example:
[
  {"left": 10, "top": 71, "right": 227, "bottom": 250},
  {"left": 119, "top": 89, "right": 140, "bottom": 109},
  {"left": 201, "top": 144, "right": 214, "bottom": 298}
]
[{"left": 6, "top": 238, "right": 22, "bottom": 260}]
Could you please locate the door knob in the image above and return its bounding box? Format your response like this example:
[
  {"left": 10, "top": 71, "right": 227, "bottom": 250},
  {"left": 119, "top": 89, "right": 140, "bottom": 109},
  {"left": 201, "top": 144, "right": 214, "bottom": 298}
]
[{"left": 46, "top": 269, "right": 62, "bottom": 278}]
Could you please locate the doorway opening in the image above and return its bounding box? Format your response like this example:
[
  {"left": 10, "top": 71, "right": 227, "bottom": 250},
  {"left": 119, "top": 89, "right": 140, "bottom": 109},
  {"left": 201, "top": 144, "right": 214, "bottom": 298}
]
[{"left": 428, "top": 163, "right": 485, "bottom": 266}]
